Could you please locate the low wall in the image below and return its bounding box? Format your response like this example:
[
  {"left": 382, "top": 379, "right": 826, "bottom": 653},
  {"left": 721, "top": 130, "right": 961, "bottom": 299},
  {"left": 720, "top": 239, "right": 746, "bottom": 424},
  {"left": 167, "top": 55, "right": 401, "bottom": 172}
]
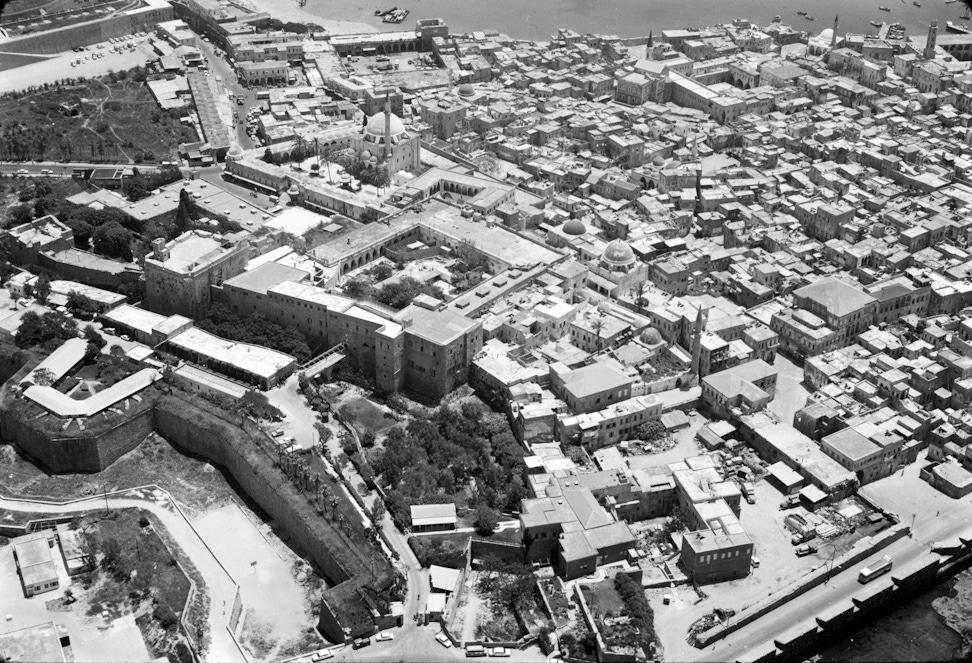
[
  {"left": 470, "top": 538, "right": 524, "bottom": 564},
  {"left": 696, "top": 523, "right": 910, "bottom": 647}
]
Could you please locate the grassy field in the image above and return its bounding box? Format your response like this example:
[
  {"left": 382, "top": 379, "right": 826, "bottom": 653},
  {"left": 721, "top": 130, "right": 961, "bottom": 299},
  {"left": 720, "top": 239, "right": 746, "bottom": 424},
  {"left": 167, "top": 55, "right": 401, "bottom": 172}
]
[{"left": 0, "top": 76, "right": 196, "bottom": 163}]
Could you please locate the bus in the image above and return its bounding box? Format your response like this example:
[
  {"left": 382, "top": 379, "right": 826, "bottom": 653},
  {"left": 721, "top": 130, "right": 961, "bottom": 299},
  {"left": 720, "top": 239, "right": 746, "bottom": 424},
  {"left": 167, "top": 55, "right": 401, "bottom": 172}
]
[{"left": 858, "top": 555, "right": 893, "bottom": 583}]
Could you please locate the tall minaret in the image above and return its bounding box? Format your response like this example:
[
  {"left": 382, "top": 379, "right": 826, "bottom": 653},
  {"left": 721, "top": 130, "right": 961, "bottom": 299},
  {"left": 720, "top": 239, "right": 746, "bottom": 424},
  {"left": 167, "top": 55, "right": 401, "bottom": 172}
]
[
  {"left": 924, "top": 20, "right": 938, "bottom": 61},
  {"left": 690, "top": 306, "right": 706, "bottom": 376},
  {"left": 831, "top": 15, "right": 838, "bottom": 48},
  {"left": 383, "top": 89, "right": 392, "bottom": 160}
]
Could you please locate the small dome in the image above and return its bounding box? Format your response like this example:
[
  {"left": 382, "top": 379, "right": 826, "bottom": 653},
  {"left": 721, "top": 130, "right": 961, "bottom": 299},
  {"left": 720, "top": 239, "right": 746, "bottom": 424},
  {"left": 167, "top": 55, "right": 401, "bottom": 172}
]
[
  {"left": 641, "top": 327, "right": 663, "bottom": 345},
  {"left": 562, "top": 218, "right": 587, "bottom": 236},
  {"left": 652, "top": 155, "right": 666, "bottom": 167},
  {"left": 819, "top": 28, "right": 834, "bottom": 42},
  {"left": 226, "top": 142, "right": 245, "bottom": 159},
  {"left": 458, "top": 83, "right": 475, "bottom": 97},
  {"left": 361, "top": 150, "right": 372, "bottom": 160},
  {"left": 364, "top": 111, "right": 406, "bottom": 139},
  {"left": 602, "top": 239, "right": 635, "bottom": 266},
  {"left": 597, "top": 302, "right": 611, "bottom": 313}
]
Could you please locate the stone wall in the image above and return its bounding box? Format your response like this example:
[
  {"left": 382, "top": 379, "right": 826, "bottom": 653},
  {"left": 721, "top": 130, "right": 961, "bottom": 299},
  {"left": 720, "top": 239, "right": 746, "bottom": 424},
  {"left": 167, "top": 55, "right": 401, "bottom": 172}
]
[{"left": 1, "top": 399, "right": 155, "bottom": 473}]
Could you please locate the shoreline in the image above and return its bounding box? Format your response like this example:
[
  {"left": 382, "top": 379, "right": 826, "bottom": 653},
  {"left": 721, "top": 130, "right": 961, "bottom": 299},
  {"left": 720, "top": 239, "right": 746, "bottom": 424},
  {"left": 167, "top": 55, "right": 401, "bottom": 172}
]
[
  {"left": 933, "top": 570, "right": 972, "bottom": 659},
  {"left": 241, "top": 0, "right": 380, "bottom": 34}
]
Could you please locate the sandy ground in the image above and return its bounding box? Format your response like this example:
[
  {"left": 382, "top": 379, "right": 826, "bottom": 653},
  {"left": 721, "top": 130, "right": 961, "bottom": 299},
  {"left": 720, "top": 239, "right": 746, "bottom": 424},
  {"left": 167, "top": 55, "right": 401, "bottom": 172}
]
[
  {"left": 0, "top": 551, "right": 151, "bottom": 663},
  {"left": 240, "top": 0, "right": 377, "bottom": 33},
  {"left": 193, "top": 503, "right": 313, "bottom": 660},
  {"left": 0, "top": 38, "right": 156, "bottom": 94}
]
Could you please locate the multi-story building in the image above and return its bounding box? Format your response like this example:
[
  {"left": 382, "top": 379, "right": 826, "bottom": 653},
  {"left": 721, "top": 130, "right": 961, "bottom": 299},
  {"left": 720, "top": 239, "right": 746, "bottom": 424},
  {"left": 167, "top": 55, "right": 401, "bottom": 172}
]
[{"left": 145, "top": 232, "right": 250, "bottom": 318}]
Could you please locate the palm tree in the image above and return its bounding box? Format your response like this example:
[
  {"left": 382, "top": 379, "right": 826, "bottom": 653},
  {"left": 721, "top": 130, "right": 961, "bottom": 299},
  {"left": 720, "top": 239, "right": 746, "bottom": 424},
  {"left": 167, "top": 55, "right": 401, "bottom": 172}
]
[
  {"left": 292, "top": 134, "right": 306, "bottom": 163},
  {"left": 592, "top": 315, "right": 606, "bottom": 353},
  {"left": 312, "top": 137, "right": 321, "bottom": 172}
]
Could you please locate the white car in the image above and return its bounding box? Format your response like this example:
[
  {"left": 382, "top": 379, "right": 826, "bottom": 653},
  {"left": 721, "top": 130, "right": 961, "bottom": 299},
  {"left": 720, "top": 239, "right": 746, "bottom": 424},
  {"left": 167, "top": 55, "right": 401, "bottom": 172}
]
[
  {"left": 311, "top": 651, "right": 333, "bottom": 661},
  {"left": 376, "top": 632, "right": 394, "bottom": 641},
  {"left": 435, "top": 633, "right": 452, "bottom": 648},
  {"left": 488, "top": 647, "right": 510, "bottom": 657}
]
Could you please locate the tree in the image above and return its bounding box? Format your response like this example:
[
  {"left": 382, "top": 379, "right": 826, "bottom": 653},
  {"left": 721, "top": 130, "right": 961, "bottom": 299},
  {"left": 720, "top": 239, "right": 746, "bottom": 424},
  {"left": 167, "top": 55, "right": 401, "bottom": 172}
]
[
  {"left": 14, "top": 310, "right": 77, "bottom": 349},
  {"left": 84, "top": 324, "right": 106, "bottom": 348},
  {"left": 68, "top": 291, "right": 100, "bottom": 318},
  {"left": 474, "top": 505, "right": 500, "bottom": 535},
  {"left": 31, "top": 368, "right": 55, "bottom": 386},
  {"left": 635, "top": 419, "right": 666, "bottom": 443},
  {"left": 92, "top": 222, "right": 134, "bottom": 262},
  {"left": 371, "top": 499, "right": 386, "bottom": 524},
  {"left": 239, "top": 389, "right": 283, "bottom": 421},
  {"left": 343, "top": 279, "right": 372, "bottom": 300},
  {"left": 591, "top": 315, "right": 606, "bottom": 352},
  {"left": 174, "top": 188, "right": 193, "bottom": 236},
  {"left": 34, "top": 274, "right": 50, "bottom": 304},
  {"left": 125, "top": 175, "right": 149, "bottom": 202},
  {"left": 9, "top": 203, "right": 33, "bottom": 225}
]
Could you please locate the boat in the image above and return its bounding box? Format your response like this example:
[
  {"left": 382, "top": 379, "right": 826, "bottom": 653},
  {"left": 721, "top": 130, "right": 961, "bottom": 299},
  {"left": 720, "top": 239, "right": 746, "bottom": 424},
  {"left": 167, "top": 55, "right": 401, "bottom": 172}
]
[
  {"left": 871, "top": 20, "right": 883, "bottom": 26},
  {"left": 772, "top": 14, "right": 781, "bottom": 22},
  {"left": 879, "top": 6, "right": 891, "bottom": 11},
  {"left": 797, "top": 10, "right": 807, "bottom": 16},
  {"left": 805, "top": 14, "right": 815, "bottom": 20},
  {"left": 946, "top": 0, "right": 956, "bottom": 4},
  {"left": 946, "top": 19, "right": 972, "bottom": 33},
  {"left": 913, "top": 1, "right": 921, "bottom": 5},
  {"left": 383, "top": 8, "right": 409, "bottom": 23}
]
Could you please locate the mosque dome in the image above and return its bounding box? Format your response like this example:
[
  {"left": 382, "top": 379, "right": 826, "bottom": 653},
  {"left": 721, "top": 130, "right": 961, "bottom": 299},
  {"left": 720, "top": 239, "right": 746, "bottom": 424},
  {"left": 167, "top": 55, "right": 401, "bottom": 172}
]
[
  {"left": 818, "top": 28, "right": 834, "bottom": 43},
  {"left": 458, "top": 83, "right": 475, "bottom": 97},
  {"left": 226, "top": 142, "right": 245, "bottom": 160},
  {"left": 641, "top": 327, "right": 663, "bottom": 345},
  {"left": 562, "top": 218, "right": 587, "bottom": 236},
  {"left": 601, "top": 239, "right": 636, "bottom": 270},
  {"left": 364, "top": 111, "right": 406, "bottom": 139},
  {"left": 652, "top": 155, "right": 666, "bottom": 167},
  {"left": 361, "top": 150, "right": 372, "bottom": 160}
]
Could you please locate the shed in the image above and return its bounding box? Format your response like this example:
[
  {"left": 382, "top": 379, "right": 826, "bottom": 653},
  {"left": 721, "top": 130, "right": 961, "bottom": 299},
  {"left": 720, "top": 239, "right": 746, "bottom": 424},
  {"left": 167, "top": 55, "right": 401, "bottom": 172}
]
[
  {"left": 410, "top": 503, "right": 457, "bottom": 532},
  {"left": 661, "top": 410, "right": 690, "bottom": 431},
  {"left": 799, "top": 484, "right": 828, "bottom": 511},
  {"left": 429, "top": 565, "right": 462, "bottom": 594},
  {"left": 767, "top": 461, "right": 805, "bottom": 494}
]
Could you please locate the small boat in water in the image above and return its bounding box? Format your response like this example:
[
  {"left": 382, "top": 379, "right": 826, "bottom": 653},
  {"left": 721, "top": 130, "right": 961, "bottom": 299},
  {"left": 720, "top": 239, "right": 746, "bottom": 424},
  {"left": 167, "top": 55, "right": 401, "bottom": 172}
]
[
  {"left": 879, "top": 6, "right": 891, "bottom": 11},
  {"left": 871, "top": 20, "right": 883, "bottom": 26},
  {"left": 946, "top": 0, "right": 957, "bottom": 4},
  {"left": 805, "top": 14, "right": 815, "bottom": 20},
  {"left": 797, "top": 10, "right": 807, "bottom": 16},
  {"left": 913, "top": 1, "right": 921, "bottom": 5},
  {"left": 772, "top": 14, "right": 781, "bottom": 22}
]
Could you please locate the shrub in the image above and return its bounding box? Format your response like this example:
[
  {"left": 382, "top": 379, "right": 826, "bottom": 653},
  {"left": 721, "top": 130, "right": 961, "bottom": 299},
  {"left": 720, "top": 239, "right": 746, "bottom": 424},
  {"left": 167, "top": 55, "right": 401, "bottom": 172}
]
[{"left": 153, "top": 603, "right": 179, "bottom": 629}]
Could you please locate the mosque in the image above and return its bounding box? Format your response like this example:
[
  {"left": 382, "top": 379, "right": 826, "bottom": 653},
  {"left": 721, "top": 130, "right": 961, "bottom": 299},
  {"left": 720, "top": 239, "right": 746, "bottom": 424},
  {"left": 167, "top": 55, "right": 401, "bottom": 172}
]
[{"left": 350, "top": 93, "right": 421, "bottom": 175}]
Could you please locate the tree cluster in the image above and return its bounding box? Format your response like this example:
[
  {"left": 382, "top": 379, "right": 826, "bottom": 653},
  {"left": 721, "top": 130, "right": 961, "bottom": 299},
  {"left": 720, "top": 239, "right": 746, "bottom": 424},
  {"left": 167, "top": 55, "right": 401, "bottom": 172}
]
[
  {"left": 475, "top": 554, "right": 538, "bottom": 614},
  {"left": 66, "top": 292, "right": 100, "bottom": 319},
  {"left": 368, "top": 401, "right": 526, "bottom": 529},
  {"left": 199, "top": 303, "right": 311, "bottom": 362},
  {"left": 635, "top": 419, "right": 666, "bottom": 443},
  {"left": 15, "top": 310, "right": 78, "bottom": 351},
  {"left": 334, "top": 150, "right": 391, "bottom": 189},
  {"left": 250, "top": 18, "right": 323, "bottom": 33},
  {"left": 375, "top": 276, "right": 445, "bottom": 309},
  {"left": 238, "top": 389, "right": 284, "bottom": 421},
  {"left": 613, "top": 572, "right": 657, "bottom": 658}
]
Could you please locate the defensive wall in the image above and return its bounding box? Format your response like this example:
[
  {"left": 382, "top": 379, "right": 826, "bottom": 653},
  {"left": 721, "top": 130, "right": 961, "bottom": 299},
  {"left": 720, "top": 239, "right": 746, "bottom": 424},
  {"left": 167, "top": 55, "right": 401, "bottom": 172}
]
[
  {"left": 696, "top": 524, "right": 972, "bottom": 663},
  {"left": 0, "top": 4, "right": 174, "bottom": 54}
]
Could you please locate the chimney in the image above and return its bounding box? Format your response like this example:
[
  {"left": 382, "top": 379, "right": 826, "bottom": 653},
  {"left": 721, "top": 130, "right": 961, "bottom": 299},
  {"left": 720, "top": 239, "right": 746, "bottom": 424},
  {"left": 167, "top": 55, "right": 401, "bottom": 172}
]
[{"left": 152, "top": 237, "right": 169, "bottom": 262}]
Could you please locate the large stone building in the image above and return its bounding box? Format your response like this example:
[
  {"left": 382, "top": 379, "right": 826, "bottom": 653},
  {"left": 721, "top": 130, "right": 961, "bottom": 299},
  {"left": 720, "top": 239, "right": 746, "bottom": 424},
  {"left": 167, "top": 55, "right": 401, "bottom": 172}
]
[{"left": 144, "top": 231, "right": 250, "bottom": 318}]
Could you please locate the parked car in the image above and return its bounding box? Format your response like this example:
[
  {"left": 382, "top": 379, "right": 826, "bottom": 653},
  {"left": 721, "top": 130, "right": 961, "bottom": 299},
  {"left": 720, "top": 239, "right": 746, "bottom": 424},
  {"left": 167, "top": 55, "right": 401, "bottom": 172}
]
[
  {"left": 311, "top": 650, "right": 333, "bottom": 661},
  {"left": 796, "top": 543, "right": 817, "bottom": 557},
  {"left": 376, "top": 632, "right": 394, "bottom": 641},
  {"left": 351, "top": 637, "right": 370, "bottom": 650},
  {"left": 751, "top": 556, "right": 760, "bottom": 568},
  {"left": 779, "top": 494, "right": 800, "bottom": 510},
  {"left": 487, "top": 647, "right": 510, "bottom": 657},
  {"left": 435, "top": 633, "right": 453, "bottom": 648},
  {"left": 119, "top": 334, "right": 131, "bottom": 342}
]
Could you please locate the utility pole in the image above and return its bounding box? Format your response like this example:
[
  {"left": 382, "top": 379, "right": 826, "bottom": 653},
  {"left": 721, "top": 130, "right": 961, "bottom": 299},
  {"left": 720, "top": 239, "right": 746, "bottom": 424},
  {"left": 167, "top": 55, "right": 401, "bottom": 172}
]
[
  {"left": 824, "top": 546, "right": 838, "bottom": 584},
  {"left": 103, "top": 483, "right": 110, "bottom": 515}
]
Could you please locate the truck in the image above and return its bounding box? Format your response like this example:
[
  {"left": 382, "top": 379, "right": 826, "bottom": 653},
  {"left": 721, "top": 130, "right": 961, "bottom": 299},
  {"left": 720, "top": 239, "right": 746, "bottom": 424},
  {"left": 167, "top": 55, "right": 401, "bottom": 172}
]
[
  {"left": 859, "top": 555, "right": 893, "bottom": 583},
  {"left": 741, "top": 482, "right": 756, "bottom": 504},
  {"left": 795, "top": 543, "right": 817, "bottom": 557}
]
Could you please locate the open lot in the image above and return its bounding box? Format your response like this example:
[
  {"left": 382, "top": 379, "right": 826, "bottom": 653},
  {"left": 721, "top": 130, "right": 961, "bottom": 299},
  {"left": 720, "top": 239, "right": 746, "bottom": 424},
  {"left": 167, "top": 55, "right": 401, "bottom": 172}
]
[{"left": 194, "top": 503, "right": 324, "bottom": 661}]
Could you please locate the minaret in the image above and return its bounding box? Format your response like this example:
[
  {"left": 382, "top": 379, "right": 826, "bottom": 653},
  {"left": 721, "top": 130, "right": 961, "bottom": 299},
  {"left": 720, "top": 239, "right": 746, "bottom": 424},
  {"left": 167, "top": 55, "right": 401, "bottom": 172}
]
[
  {"left": 924, "top": 20, "right": 938, "bottom": 61},
  {"left": 690, "top": 306, "right": 706, "bottom": 376},
  {"left": 383, "top": 89, "right": 392, "bottom": 160},
  {"left": 831, "top": 15, "right": 838, "bottom": 48}
]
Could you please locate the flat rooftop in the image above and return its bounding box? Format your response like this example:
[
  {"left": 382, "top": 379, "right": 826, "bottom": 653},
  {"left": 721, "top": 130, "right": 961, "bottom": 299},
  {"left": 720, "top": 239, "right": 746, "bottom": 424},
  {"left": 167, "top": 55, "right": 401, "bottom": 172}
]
[
  {"left": 151, "top": 231, "right": 235, "bottom": 274},
  {"left": 167, "top": 327, "right": 295, "bottom": 379}
]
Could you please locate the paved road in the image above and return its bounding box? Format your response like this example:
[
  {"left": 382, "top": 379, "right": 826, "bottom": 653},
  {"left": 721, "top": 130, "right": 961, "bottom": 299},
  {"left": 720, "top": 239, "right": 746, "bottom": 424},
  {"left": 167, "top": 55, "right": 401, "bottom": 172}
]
[
  {"left": 698, "top": 487, "right": 972, "bottom": 663},
  {"left": 0, "top": 488, "right": 248, "bottom": 662},
  {"left": 0, "top": 161, "right": 177, "bottom": 177}
]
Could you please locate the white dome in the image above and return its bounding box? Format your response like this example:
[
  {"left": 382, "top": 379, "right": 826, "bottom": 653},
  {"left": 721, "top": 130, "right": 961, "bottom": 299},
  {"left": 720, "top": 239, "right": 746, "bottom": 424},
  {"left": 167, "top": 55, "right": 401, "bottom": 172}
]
[
  {"left": 364, "top": 111, "right": 406, "bottom": 139},
  {"left": 819, "top": 28, "right": 834, "bottom": 42},
  {"left": 602, "top": 239, "right": 635, "bottom": 266}
]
